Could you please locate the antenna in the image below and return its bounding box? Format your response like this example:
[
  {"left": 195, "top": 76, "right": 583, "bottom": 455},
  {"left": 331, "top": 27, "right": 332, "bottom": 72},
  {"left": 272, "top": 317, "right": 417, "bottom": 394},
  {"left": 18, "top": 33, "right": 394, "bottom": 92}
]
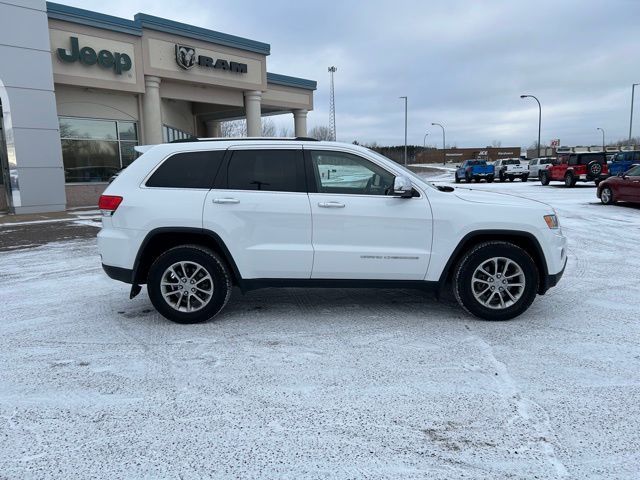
[{"left": 328, "top": 66, "right": 337, "bottom": 141}]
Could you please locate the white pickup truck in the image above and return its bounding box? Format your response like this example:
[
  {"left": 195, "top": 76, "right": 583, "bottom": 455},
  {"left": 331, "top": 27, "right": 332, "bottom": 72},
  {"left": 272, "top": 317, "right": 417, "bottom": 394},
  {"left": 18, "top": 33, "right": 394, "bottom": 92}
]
[{"left": 494, "top": 158, "right": 529, "bottom": 182}]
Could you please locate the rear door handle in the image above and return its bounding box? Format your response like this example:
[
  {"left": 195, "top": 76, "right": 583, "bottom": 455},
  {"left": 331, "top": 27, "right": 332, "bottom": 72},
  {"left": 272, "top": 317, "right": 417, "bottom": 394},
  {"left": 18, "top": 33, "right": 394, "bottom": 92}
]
[
  {"left": 318, "top": 201, "right": 345, "bottom": 208},
  {"left": 212, "top": 198, "right": 240, "bottom": 204}
]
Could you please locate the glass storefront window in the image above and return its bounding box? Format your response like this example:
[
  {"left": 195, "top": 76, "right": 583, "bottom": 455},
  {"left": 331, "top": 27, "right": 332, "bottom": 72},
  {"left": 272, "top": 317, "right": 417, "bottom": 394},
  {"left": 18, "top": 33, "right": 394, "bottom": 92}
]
[
  {"left": 163, "top": 125, "right": 193, "bottom": 143},
  {"left": 59, "top": 117, "right": 139, "bottom": 182},
  {"left": 118, "top": 122, "right": 138, "bottom": 141},
  {"left": 120, "top": 141, "right": 138, "bottom": 168}
]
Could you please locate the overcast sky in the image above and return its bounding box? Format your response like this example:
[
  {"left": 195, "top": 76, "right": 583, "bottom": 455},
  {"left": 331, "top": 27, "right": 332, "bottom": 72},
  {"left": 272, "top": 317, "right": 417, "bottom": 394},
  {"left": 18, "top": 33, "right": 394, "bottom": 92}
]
[{"left": 62, "top": 0, "right": 640, "bottom": 149}]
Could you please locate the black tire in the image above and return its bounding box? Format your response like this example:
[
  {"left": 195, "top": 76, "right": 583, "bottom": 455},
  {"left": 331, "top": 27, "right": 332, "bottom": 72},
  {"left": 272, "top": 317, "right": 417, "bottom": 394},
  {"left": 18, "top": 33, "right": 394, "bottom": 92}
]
[
  {"left": 147, "top": 245, "right": 232, "bottom": 324},
  {"left": 453, "top": 242, "right": 539, "bottom": 321},
  {"left": 564, "top": 172, "right": 576, "bottom": 187},
  {"left": 455, "top": 175, "right": 461, "bottom": 183},
  {"left": 540, "top": 171, "right": 550, "bottom": 185},
  {"left": 508, "top": 176, "right": 514, "bottom": 182},
  {"left": 600, "top": 186, "right": 615, "bottom": 205},
  {"left": 522, "top": 175, "right": 529, "bottom": 182},
  {"left": 587, "top": 161, "right": 602, "bottom": 179},
  {"left": 487, "top": 176, "right": 494, "bottom": 183},
  {"left": 465, "top": 172, "right": 472, "bottom": 183}
]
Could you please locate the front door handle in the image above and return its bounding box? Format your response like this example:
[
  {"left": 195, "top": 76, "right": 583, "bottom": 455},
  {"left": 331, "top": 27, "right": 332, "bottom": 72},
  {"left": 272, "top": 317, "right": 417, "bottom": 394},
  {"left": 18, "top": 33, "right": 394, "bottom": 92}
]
[
  {"left": 318, "top": 201, "right": 345, "bottom": 208},
  {"left": 212, "top": 198, "right": 240, "bottom": 204}
]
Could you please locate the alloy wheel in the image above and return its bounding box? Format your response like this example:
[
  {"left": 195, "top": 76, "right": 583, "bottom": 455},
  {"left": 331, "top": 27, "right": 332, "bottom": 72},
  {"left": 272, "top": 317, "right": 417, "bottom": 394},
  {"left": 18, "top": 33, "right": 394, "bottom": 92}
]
[
  {"left": 160, "top": 261, "right": 214, "bottom": 312},
  {"left": 471, "top": 257, "right": 525, "bottom": 310}
]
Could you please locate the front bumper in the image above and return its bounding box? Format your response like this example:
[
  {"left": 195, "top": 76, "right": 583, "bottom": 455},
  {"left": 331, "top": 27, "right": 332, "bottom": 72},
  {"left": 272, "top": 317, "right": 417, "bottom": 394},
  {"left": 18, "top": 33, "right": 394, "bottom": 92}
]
[{"left": 540, "top": 256, "right": 567, "bottom": 294}]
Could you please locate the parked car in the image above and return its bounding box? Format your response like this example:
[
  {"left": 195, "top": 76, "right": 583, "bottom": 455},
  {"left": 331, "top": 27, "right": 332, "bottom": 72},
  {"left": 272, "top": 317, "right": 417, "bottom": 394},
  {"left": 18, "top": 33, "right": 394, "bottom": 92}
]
[
  {"left": 597, "top": 164, "right": 640, "bottom": 205},
  {"left": 454, "top": 160, "right": 495, "bottom": 183},
  {"left": 540, "top": 152, "right": 608, "bottom": 187},
  {"left": 528, "top": 157, "right": 554, "bottom": 178},
  {"left": 607, "top": 150, "right": 640, "bottom": 177},
  {"left": 494, "top": 158, "right": 529, "bottom": 182},
  {"left": 98, "top": 138, "right": 566, "bottom": 323}
]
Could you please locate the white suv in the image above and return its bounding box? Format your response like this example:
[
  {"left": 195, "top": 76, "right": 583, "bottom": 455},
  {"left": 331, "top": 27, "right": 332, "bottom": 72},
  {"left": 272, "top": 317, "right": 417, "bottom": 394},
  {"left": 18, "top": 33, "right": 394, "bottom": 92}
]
[{"left": 98, "top": 138, "right": 567, "bottom": 323}]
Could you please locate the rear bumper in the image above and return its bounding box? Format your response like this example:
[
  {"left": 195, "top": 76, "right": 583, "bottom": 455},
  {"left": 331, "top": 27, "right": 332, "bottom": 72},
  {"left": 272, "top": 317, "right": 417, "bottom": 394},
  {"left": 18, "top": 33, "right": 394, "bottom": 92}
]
[{"left": 102, "top": 264, "right": 133, "bottom": 284}]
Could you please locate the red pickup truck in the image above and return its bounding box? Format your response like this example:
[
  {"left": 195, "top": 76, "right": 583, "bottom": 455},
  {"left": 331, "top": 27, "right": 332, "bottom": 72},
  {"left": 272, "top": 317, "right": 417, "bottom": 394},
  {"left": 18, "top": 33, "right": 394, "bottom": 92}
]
[{"left": 540, "top": 152, "right": 608, "bottom": 187}]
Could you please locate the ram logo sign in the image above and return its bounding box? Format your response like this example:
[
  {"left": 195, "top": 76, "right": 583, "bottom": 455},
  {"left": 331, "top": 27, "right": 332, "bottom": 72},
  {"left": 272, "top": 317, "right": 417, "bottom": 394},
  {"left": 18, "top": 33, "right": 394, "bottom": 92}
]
[{"left": 174, "top": 44, "right": 248, "bottom": 74}]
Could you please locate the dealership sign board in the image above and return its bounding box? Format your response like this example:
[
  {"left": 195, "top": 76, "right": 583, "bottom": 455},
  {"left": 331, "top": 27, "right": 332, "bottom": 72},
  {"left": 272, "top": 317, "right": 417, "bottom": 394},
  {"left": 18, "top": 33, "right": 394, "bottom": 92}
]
[
  {"left": 57, "top": 36, "right": 132, "bottom": 75},
  {"left": 175, "top": 44, "right": 248, "bottom": 74}
]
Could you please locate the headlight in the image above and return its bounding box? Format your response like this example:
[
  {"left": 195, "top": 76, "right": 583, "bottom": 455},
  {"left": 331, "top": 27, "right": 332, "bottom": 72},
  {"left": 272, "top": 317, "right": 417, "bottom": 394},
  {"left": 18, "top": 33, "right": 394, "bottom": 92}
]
[{"left": 544, "top": 214, "right": 559, "bottom": 229}]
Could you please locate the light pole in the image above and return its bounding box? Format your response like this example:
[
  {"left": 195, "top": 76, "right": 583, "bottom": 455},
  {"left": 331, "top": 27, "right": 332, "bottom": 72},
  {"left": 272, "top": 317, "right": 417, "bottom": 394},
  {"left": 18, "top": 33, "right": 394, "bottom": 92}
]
[
  {"left": 423, "top": 132, "right": 429, "bottom": 149},
  {"left": 521, "top": 94, "right": 541, "bottom": 158},
  {"left": 597, "top": 127, "right": 605, "bottom": 152},
  {"left": 399, "top": 96, "right": 408, "bottom": 165},
  {"left": 629, "top": 83, "right": 639, "bottom": 145},
  {"left": 431, "top": 122, "right": 446, "bottom": 165}
]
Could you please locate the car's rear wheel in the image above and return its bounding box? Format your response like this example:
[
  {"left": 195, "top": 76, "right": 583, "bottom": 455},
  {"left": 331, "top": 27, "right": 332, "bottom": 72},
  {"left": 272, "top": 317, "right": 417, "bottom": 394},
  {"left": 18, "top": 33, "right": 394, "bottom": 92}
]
[
  {"left": 508, "top": 176, "right": 514, "bottom": 182},
  {"left": 453, "top": 242, "right": 538, "bottom": 321},
  {"left": 564, "top": 172, "right": 576, "bottom": 187},
  {"left": 147, "top": 245, "right": 232, "bottom": 324},
  {"left": 522, "top": 175, "right": 529, "bottom": 182},
  {"left": 600, "top": 186, "right": 615, "bottom": 205},
  {"left": 540, "top": 171, "right": 550, "bottom": 185},
  {"left": 487, "top": 176, "right": 494, "bottom": 183}
]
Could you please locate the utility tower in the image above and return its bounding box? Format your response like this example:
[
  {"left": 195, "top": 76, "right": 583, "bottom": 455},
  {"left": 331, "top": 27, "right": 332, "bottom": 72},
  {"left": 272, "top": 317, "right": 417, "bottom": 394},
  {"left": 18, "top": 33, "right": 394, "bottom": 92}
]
[{"left": 328, "top": 66, "right": 337, "bottom": 141}]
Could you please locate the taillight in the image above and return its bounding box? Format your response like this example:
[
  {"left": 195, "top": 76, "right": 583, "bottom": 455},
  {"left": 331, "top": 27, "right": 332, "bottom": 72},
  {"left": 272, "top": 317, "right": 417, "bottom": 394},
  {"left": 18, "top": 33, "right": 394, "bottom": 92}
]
[{"left": 98, "top": 195, "right": 123, "bottom": 216}]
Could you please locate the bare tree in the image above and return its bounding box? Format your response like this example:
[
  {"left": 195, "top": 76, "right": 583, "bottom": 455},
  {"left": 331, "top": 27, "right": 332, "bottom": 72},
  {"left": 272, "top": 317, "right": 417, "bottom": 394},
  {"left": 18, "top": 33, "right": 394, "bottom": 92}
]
[
  {"left": 491, "top": 139, "right": 502, "bottom": 148},
  {"left": 309, "top": 125, "right": 333, "bottom": 141},
  {"left": 221, "top": 120, "right": 246, "bottom": 138},
  {"left": 261, "top": 118, "right": 277, "bottom": 137},
  {"left": 279, "top": 125, "right": 293, "bottom": 137}
]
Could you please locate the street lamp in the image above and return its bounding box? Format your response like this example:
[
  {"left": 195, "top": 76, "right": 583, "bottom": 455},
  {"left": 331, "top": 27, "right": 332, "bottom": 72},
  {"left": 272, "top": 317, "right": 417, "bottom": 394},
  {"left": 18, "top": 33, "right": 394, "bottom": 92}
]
[
  {"left": 521, "top": 94, "right": 541, "bottom": 158},
  {"left": 423, "top": 132, "right": 429, "bottom": 149},
  {"left": 431, "top": 122, "right": 446, "bottom": 165},
  {"left": 399, "top": 96, "right": 408, "bottom": 165},
  {"left": 629, "top": 83, "right": 639, "bottom": 145},
  {"left": 597, "top": 127, "right": 605, "bottom": 152}
]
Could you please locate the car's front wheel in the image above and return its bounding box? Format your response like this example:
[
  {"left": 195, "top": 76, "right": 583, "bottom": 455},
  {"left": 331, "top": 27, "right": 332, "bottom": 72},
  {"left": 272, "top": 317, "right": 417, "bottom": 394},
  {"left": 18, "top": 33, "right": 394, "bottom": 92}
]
[
  {"left": 147, "top": 245, "right": 232, "bottom": 323},
  {"left": 600, "top": 186, "right": 615, "bottom": 205},
  {"left": 453, "top": 242, "right": 538, "bottom": 321},
  {"left": 540, "top": 171, "right": 550, "bottom": 185}
]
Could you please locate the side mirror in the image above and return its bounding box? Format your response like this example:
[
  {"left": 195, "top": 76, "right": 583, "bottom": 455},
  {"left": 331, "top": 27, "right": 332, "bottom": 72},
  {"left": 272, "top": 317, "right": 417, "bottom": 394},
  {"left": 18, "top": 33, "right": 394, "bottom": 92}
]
[
  {"left": 617, "top": 172, "right": 624, "bottom": 177},
  {"left": 393, "top": 176, "right": 413, "bottom": 198}
]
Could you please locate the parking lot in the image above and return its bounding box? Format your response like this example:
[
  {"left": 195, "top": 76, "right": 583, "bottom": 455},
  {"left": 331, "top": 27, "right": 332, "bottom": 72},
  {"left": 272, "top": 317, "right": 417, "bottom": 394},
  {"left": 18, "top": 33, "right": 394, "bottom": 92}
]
[{"left": 1, "top": 173, "right": 639, "bottom": 479}]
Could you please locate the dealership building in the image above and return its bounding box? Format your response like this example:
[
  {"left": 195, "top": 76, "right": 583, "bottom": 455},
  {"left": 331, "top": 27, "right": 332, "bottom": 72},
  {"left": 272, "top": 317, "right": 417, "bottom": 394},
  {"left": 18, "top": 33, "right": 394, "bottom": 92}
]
[
  {"left": 416, "top": 147, "right": 523, "bottom": 164},
  {"left": 0, "top": 1, "right": 317, "bottom": 214}
]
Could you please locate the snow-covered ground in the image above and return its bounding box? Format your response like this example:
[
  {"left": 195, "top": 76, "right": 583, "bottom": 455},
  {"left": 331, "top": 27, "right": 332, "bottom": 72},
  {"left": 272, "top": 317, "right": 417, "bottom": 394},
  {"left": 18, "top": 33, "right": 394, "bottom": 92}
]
[{"left": 1, "top": 175, "right": 639, "bottom": 479}]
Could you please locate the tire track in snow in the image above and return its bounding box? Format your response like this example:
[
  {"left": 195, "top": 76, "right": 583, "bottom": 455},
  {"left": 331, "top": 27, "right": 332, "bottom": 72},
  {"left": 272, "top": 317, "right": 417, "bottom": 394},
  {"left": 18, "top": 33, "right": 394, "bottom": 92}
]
[{"left": 465, "top": 325, "right": 570, "bottom": 478}]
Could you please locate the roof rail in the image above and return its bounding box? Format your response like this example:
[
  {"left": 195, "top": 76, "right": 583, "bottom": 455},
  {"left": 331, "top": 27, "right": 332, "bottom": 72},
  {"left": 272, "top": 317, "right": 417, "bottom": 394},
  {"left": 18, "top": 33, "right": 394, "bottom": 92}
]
[{"left": 169, "top": 136, "right": 319, "bottom": 144}]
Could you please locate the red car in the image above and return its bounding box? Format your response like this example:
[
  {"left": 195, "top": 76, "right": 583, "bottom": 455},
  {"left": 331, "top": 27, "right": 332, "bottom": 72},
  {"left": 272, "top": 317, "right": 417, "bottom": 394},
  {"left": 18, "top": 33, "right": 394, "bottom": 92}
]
[
  {"left": 540, "top": 152, "right": 608, "bottom": 187},
  {"left": 597, "top": 164, "right": 640, "bottom": 205}
]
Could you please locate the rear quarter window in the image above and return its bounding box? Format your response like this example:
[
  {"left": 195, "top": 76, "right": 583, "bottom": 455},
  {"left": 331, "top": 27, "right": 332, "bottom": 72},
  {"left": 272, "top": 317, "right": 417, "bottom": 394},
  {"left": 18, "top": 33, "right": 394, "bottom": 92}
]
[{"left": 146, "top": 150, "right": 225, "bottom": 188}]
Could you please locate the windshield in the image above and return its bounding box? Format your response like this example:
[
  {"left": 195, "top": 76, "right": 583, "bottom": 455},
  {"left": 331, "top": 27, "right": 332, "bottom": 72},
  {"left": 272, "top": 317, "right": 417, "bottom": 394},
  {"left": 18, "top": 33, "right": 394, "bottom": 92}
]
[{"left": 365, "top": 148, "right": 438, "bottom": 189}]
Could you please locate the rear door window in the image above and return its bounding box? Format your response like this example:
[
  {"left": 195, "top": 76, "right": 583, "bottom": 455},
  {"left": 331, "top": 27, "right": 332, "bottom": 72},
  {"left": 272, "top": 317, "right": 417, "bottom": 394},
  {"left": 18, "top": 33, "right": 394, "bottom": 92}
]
[
  {"left": 225, "top": 149, "right": 305, "bottom": 192},
  {"left": 146, "top": 150, "right": 225, "bottom": 188}
]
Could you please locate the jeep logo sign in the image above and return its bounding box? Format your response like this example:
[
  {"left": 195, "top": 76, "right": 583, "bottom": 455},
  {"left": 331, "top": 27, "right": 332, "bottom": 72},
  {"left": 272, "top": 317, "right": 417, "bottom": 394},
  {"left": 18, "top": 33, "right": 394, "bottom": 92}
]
[
  {"left": 174, "top": 44, "right": 248, "bottom": 74},
  {"left": 57, "top": 37, "right": 132, "bottom": 75}
]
